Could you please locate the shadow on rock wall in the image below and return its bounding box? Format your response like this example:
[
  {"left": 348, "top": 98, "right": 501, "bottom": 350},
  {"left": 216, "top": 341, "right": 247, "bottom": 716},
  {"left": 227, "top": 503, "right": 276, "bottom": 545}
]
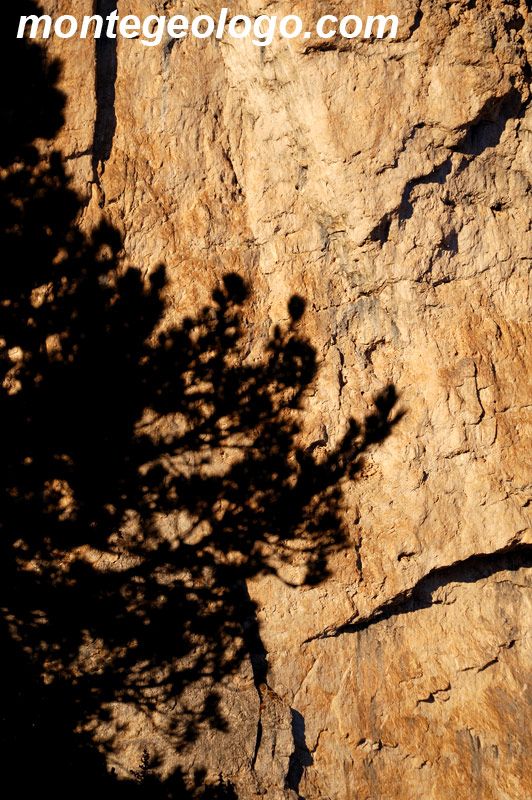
[{"left": 1, "top": 5, "right": 401, "bottom": 797}]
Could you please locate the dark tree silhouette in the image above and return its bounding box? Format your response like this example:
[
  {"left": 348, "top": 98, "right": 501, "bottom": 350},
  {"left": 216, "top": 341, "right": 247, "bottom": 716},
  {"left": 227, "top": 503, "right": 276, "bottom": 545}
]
[{"left": 1, "top": 5, "right": 401, "bottom": 797}]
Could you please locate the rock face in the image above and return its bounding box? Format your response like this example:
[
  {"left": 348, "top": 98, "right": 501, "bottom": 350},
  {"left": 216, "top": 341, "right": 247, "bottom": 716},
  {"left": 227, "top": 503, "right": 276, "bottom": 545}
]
[{"left": 37, "top": 0, "right": 532, "bottom": 797}]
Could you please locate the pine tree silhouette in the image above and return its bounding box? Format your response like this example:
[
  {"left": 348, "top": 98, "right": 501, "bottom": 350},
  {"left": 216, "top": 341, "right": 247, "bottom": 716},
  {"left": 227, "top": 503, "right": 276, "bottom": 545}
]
[{"left": 1, "top": 5, "right": 401, "bottom": 796}]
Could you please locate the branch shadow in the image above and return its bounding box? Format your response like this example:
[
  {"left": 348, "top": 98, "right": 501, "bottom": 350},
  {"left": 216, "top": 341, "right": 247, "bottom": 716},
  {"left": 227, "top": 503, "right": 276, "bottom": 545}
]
[{"left": 2, "top": 5, "right": 402, "bottom": 796}]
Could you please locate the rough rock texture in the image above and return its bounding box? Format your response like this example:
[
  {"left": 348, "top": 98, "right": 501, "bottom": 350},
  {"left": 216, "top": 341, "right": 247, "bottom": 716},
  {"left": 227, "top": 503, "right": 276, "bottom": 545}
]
[{"left": 38, "top": 0, "right": 532, "bottom": 796}]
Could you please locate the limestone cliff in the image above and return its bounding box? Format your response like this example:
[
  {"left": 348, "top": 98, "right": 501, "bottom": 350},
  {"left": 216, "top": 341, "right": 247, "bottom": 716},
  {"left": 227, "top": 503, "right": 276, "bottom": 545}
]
[{"left": 38, "top": 1, "right": 532, "bottom": 797}]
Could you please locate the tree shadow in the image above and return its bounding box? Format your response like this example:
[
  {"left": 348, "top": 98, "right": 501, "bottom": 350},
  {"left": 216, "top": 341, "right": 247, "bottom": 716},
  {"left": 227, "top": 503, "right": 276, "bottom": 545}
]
[{"left": 2, "top": 5, "right": 402, "bottom": 796}]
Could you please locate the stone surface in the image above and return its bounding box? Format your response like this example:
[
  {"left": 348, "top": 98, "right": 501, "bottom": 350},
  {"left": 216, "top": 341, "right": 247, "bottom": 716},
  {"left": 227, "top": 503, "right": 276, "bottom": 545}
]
[{"left": 35, "top": 0, "right": 532, "bottom": 796}]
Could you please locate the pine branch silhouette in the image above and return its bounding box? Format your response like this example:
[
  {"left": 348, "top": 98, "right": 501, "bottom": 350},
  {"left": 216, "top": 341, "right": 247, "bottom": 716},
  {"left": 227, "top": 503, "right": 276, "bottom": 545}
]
[{"left": 1, "top": 4, "right": 402, "bottom": 797}]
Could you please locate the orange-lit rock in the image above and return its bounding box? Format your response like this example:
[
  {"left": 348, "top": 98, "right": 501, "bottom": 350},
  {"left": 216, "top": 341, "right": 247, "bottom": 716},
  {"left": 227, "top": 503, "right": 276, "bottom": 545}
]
[{"left": 38, "top": 1, "right": 532, "bottom": 796}]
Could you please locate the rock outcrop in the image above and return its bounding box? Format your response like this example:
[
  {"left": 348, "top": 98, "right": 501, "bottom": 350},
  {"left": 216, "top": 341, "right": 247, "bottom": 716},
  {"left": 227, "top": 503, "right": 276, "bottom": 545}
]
[{"left": 37, "top": 0, "right": 532, "bottom": 797}]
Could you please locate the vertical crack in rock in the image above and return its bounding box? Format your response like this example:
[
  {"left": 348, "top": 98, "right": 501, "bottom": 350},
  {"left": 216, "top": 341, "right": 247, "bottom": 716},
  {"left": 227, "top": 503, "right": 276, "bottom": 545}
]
[
  {"left": 410, "top": 3, "right": 424, "bottom": 36},
  {"left": 240, "top": 583, "right": 269, "bottom": 771},
  {"left": 287, "top": 709, "right": 313, "bottom": 799},
  {"left": 92, "top": 0, "right": 118, "bottom": 188},
  {"left": 242, "top": 583, "right": 304, "bottom": 795}
]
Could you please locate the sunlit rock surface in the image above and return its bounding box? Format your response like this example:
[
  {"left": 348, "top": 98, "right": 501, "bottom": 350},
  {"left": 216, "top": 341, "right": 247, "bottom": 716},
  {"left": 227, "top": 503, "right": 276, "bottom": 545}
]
[{"left": 40, "top": 0, "right": 532, "bottom": 796}]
